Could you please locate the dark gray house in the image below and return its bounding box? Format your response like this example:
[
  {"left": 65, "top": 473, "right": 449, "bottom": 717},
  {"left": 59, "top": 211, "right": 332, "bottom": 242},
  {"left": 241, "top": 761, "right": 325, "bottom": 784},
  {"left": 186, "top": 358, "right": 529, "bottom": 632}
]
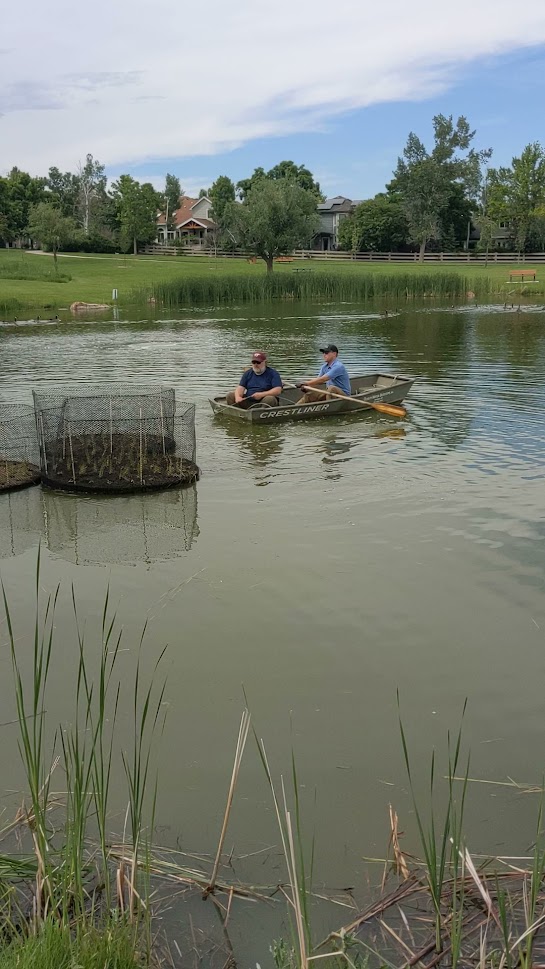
[{"left": 314, "top": 196, "right": 361, "bottom": 250}]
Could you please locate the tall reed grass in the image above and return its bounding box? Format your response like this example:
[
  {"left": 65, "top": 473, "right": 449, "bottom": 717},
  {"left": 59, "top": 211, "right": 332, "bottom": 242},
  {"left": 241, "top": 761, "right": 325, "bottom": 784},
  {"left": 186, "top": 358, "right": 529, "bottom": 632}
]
[
  {"left": 0, "top": 553, "right": 166, "bottom": 962},
  {"left": 0, "top": 299, "right": 24, "bottom": 319},
  {"left": 133, "top": 271, "right": 495, "bottom": 306}
]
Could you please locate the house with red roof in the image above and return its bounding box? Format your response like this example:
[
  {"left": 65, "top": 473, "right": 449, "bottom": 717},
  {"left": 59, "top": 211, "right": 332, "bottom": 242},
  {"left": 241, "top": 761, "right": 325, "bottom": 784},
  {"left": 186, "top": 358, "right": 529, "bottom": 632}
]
[{"left": 156, "top": 195, "right": 216, "bottom": 246}]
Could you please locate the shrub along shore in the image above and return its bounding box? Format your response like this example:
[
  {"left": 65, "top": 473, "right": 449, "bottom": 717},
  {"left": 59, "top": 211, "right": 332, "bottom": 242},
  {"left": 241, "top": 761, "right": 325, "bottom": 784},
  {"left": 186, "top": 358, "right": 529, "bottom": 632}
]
[{"left": 0, "top": 249, "right": 544, "bottom": 315}]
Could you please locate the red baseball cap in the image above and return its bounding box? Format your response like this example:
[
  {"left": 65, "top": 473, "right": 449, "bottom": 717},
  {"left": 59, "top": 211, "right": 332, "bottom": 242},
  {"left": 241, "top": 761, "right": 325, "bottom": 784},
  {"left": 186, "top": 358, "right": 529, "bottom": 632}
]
[{"left": 251, "top": 351, "right": 267, "bottom": 363}]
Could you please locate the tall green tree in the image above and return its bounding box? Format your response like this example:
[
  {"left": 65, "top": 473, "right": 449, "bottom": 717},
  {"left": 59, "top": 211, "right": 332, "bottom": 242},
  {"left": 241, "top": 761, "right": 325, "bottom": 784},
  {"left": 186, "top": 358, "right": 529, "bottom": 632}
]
[
  {"left": 225, "top": 178, "right": 319, "bottom": 271},
  {"left": 487, "top": 143, "right": 545, "bottom": 252},
  {"left": 267, "top": 161, "right": 324, "bottom": 200},
  {"left": 392, "top": 115, "right": 491, "bottom": 260},
  {"left": 163, "top": 173, "right": 182, "bottom": 232},
  {"left": 111, "top": 176, "right": 160, "bottom": 254},
  {"left": 77, "top": 154, "right": 107, "bottom": 235},
  {"left": 2, "top": 168, "right": 46, "bottom": 241},
  {"left": 236, "top": 161, "right": 323, "bottom": 201},
  {"left": 26, "top": 203, "right": 77, "bottom": 268},
  {"left": 46, "top": 167, "right": 80, "bottom": 218},
  {"left": 338, "top": 194, "right": 409, "bottom": 252},
  {"left": 208, "top": 175, "right": 236, "bottom": 223}
]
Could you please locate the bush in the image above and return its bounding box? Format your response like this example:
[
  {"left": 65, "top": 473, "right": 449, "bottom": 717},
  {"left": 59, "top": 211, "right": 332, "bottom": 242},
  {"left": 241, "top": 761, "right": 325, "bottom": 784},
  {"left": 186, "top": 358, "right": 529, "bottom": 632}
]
[{"left": 62, "top": 234, "right": 119, "bottom": 254}]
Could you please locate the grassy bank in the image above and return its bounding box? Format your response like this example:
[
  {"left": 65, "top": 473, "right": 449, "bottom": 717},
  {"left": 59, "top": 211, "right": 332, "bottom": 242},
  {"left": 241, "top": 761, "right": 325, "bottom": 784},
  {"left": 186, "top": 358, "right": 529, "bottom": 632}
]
[{"left": 0, "top": 249, "right": 544, "bottom": 313}]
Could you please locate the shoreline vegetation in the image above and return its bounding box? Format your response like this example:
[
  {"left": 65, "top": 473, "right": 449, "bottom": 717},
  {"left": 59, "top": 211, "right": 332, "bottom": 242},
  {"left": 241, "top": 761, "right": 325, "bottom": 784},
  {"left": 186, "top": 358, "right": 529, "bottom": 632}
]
[
  {"left": 1, "top": 251, "right": 545, "bottom": 315},
  {"left": 1, "top": 561, "right": 545, "bottom": 967}
]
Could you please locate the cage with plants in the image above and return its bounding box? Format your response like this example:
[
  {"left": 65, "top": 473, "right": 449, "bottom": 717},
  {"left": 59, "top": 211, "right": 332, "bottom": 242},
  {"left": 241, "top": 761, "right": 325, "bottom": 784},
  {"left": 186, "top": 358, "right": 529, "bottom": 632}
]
[
  {"left": 0, "top": 403, "right": 41, "bottom": 492},
  {"left": 33, "top": 386, "right": 199, "bottom": 493}
]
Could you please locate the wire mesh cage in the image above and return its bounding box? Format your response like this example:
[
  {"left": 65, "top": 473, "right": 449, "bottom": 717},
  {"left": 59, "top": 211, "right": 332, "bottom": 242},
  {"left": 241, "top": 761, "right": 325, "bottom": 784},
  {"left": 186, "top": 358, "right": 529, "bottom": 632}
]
[
  {"left": 33, "top": 386, "right": 199, "bottom": 494},
  {"left": 0, "top": 403, "right": 41, "bottom": 492}
]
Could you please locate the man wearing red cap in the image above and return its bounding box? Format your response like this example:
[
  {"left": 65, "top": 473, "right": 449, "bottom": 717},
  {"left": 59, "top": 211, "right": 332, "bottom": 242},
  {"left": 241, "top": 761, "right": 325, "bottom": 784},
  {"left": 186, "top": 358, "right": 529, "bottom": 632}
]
[{"left": 226, "top": 352, "right": 283, "bottom": 408}]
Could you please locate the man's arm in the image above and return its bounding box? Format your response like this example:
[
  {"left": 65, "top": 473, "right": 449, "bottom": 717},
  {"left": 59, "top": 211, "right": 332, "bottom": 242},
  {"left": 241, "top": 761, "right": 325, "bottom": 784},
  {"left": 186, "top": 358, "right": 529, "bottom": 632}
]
[
  {"left": 251, "top": 384, "right": 282, "bottom": 400},
  {"left": 303, "top": 373, "right": 330, "bottom": 388},
  {"left": 234, "top": 384, "right": 247, "bottom": 404}
]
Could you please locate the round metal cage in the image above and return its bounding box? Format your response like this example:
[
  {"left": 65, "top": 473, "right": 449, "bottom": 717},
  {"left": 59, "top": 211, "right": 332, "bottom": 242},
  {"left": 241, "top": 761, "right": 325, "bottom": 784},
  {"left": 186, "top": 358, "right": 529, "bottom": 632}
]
[
  {"left": 33, "top": 386, "right": 199, "bottom": 494},
  {"left": 0, "top": 403, "right": 41, "bottom": 493}
]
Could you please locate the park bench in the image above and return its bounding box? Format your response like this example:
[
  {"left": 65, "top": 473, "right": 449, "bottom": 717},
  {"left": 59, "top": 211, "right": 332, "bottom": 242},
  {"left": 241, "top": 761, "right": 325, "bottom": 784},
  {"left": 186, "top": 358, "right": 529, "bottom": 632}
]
[
  {"left": 509, "top": 269, "right": 537, "bottom": 281},
  {"left": 275, "top": 256, "right": 293, "bottom": 263}
]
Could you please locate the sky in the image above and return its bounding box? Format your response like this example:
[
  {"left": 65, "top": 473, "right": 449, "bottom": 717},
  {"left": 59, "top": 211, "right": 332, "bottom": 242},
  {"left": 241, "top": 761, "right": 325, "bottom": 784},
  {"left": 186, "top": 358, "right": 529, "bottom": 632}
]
[{"left": 2, "top": 0, "right": 545, "bottom": 200}]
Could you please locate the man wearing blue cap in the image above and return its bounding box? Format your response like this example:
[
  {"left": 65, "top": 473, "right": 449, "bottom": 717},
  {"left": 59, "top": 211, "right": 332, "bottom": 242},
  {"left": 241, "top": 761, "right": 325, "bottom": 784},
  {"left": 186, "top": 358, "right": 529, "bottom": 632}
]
[{"left": 297, "top": 344, "right": 351, "bottom": 404}]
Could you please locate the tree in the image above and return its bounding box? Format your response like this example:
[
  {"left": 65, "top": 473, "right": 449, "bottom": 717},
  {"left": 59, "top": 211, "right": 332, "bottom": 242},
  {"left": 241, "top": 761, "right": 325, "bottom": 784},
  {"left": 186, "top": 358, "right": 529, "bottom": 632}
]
[
  {"left": 111, "top": 176, "right": 161, "bottom": 254},
  {"left": 2, "top": 168, "right": 46, "bottom": 242},
  {"left": 225, "top": 178, "right": 319, "bottom": 271},
  {"left": 392, "top": 115, "right": 491, "bottom": 260},
  {"left": 267, "top": 161, "right": 324, "bottom": 200},
  {"left": 487, "top": 143, "right": 545, "bottom": 253},
  {"left": 77, "top": 154, "right": 107, "bottom": 235},
  {"left": 236, "top": 161, "right": 323, "bottom": 201},
  {"left": 338, "top": 194, "right": 409, "bottom": 252},
  {"left": 46, "top": 167, "right": 80, "bottom": 218},
  {"left": 163, "top": 174, "right": 182, "bottom": 233},
  {"left": 26, "top": 202, "right": 77, "bottom": 267},
  {"left": 208, "top": 175, "right": 236, "bottom": 224}
]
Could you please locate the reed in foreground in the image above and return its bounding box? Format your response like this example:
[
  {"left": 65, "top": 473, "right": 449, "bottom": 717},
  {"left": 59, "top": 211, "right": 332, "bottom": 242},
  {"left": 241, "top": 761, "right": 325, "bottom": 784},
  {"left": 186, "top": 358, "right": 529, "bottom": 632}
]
[{"left": 0, "top": 552, "right": 167, "bottom": 963}]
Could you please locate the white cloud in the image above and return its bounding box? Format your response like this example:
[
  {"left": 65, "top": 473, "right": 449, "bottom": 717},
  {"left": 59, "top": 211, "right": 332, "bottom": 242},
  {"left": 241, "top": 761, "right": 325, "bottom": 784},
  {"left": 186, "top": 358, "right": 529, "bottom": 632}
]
[{"left": 2, "top": 0, "right": 545, "bottom": 175}]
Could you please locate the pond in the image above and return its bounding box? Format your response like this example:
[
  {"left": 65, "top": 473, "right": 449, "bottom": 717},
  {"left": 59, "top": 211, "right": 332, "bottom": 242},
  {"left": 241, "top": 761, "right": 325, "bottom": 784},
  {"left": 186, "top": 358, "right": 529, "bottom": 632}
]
[{"left": 1, "top": 300, "right": 545, "bottom": 955}]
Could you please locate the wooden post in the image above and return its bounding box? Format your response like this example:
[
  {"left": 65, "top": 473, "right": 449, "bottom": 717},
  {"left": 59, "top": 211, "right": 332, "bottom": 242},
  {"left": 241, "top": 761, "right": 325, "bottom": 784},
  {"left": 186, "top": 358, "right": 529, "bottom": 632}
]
[
  {"left": 109, "top": 399, "right": 113, "bottom": 455},
  {"left": 39, "top": 416, "right": 48, "bottom": 474},
  {"left": 160, "top": 396, "right": 166, "bottom": 456},
  {"left": 68, "top": 425, "right": 76, "bottom": 483},
  {"left": 139, "top": 408, "right": 143, "bottom": 486},
  {"left": 5, "top": 460, "right": 9, "bottom": 487}
]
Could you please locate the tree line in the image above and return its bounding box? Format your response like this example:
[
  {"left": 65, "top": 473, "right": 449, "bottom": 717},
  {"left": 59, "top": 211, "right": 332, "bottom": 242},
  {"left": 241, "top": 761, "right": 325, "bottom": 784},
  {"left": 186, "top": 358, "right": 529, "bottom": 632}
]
[{"left": 2, "top": 117, "right": 545, "bottom": 268}]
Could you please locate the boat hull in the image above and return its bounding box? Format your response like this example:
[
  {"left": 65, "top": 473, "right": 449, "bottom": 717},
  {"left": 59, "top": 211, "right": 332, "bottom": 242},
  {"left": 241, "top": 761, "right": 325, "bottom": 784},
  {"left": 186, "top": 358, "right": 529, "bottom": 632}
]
[{"left": 209, "top": 373, "right": 415, "bottom": 423}]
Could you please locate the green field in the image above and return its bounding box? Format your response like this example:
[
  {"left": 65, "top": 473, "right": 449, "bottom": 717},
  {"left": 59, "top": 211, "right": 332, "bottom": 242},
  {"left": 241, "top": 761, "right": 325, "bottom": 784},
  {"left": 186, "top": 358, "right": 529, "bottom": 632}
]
[{"left": 0, "top": 248, "right": 542, "bottom": 313}]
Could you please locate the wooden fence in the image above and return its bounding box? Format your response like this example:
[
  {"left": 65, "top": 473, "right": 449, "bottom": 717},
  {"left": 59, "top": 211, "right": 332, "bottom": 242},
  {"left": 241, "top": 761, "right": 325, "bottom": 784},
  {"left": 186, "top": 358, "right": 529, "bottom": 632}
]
[{"left": 139, "top": 245, "right": 545, "bottom": 264}]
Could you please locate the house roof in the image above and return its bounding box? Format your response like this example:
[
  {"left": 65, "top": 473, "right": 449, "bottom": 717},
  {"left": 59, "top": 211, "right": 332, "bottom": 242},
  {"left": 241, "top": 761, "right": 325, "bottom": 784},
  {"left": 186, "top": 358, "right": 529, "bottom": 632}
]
[
  {"left": 317, "top": 196, "right": 358, "bottom": 213},
  {"left": 178, "top": 217, "right": 216, "bottom": 230},
  {"left": 157, "top": 196, "right": 216, "bottom": 228}
]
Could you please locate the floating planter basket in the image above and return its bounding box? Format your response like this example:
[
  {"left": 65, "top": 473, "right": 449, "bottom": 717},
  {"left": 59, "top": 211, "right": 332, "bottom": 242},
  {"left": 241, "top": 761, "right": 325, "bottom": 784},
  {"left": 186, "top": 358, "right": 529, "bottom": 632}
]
[
  {"left": 0, "top": 404, "right": 41, "bottom": 492},
  {"left": 33, "top": 386, "right": 199, "bottom": 494}
]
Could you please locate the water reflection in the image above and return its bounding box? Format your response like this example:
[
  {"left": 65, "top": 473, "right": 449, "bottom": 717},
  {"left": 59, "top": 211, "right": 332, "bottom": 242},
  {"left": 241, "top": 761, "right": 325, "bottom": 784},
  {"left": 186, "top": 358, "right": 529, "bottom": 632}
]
[
  {"left": 216, "top": 420, "right": 285, "bottom": 485},
  {"left": 0, "top": 486, "right": 199, "bottom": 567},
  {"left": 0, "top": 487, "right": 44, "bottom": 558}
]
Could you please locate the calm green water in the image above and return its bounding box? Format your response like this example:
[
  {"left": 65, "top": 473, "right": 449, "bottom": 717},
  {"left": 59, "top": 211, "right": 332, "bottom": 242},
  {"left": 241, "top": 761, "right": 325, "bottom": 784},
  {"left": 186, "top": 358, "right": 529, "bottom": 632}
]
[{"left": 1, "top": 301, "right": 545, "bottom": 952}]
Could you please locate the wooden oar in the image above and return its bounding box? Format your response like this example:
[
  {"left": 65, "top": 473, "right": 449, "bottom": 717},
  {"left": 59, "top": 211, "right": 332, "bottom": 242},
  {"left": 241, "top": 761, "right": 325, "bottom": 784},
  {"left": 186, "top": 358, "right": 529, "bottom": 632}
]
[{"left": 301, "top": 385, "right": 407, "bottom": 418}]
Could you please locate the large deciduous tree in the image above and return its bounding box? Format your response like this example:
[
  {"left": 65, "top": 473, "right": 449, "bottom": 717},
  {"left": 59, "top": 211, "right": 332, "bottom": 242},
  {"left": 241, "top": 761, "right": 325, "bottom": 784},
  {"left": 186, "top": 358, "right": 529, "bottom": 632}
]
[
  {"left": 111, "top": 176, "right": 161, "bottom": 254},
  {"left": 46, "top": 167, "right": 80, "bottom": 218},
  {"left": 1, "top": 168, "right": 46, "bottom": 242},
  {"left": 26, "top": 203, "right": 77, "bottom": 268},
  {"left": 338, "top": 194, "right": 409, "bottom": 252},
  {"left": 163, "top": 173, "right": 182, "bottom": 233},
  {"left": 225, "top": 178, "right": 319, "bottom": 271},
  {"left": 487, "top": 143, "right": 545, "bottom": 253},
  {"left": 77, "top": 154, "right": 107, "bottom": 235},
  {"left": 236, "top": 161, "right": 323, "bottom": 201},
  {"left": 208, "top": 175, "right": 236, "bottom": 224},
  {"left": 392, "top": 115, "right": 491, "bottom": 260}
]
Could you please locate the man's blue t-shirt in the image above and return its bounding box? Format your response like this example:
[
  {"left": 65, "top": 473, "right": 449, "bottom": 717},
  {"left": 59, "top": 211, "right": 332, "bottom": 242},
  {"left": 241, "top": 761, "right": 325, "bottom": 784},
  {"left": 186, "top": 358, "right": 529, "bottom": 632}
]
[
  {"left": 240, "top": 366, "right": 282, "bottom": 398},
  {"left": 319, "top": 359, "right": 351, "bottom": 394}
]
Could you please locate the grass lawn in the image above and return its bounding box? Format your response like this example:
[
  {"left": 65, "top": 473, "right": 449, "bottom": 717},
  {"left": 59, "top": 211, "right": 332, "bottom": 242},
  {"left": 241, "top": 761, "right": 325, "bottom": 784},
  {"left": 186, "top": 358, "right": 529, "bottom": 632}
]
[{"left": 0, "top": 248, "right": 542, "bottom": 311}]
